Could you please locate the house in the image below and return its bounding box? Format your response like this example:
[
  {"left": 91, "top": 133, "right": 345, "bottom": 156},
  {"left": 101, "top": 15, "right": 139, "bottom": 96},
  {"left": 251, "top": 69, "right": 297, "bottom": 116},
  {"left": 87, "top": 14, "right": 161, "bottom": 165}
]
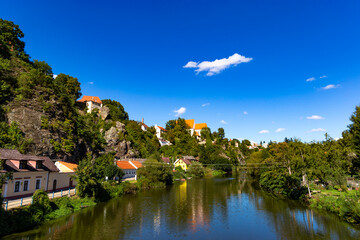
[
  {"left": 174, "top": 158, "right": 191, "bottom": 171},
  {"left": 161, "top": 157, "right": 170, "bottom": 164},
  {"left": 159, "top": 138, "right": 172, "bottom": 147},
  {"left": 154, "top": 124, "right": 167, "bottom": 139},
  {"left": 116, "top": 160, "right": 142, "bottom": 180},
  {"left": 184, "top": 119, "right": 195, "bottom": 136},
  {"left": 140, "top": 118, "right": 148, "bottom": 131},
  {"left": 194, "top": 123, "right": 208, "bottom": 138},
  {"left": 51, "top": 161, "right": 78, "bottom": 191},
  {"left": 77, "top": 96, "right": 103, "bottom": 113},
  {"left": 0, "top": 149, "right": 76, "bottom": 200}
]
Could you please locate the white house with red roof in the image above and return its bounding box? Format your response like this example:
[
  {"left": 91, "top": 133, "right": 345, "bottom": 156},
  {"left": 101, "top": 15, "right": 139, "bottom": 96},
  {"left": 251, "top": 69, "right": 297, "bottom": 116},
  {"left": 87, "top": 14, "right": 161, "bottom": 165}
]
[
  {"left": 77, "top": 96, "right": 103, "bottom": 113},
  {"left": 116, "top": 160, "right": 142, "bottom": 180},
  {"left": 154, "top": 124, "right": 167, "bottom": 138}
]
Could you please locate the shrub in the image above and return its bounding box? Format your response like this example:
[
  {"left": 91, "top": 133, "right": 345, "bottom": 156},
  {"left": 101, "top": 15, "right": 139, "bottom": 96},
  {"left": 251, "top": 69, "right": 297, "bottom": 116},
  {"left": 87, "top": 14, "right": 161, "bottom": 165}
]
[
  {"left": 32, "top": 190, "right": 52, "bottom": 214},
  {"left": 187, "top": 162, "right": 205, "bottom": 178}
]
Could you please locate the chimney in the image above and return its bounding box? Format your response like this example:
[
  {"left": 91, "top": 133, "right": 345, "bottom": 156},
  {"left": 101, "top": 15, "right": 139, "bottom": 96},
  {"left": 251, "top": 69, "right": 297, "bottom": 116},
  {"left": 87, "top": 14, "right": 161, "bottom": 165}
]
[{"left": 142, "top": 118, "right": 144, "bottom": 123}]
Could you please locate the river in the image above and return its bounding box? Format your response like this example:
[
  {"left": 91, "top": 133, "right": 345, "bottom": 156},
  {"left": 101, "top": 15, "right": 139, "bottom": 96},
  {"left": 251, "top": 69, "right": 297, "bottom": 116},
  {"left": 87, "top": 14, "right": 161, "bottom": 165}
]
[{"left": 4, "top": 176, "right": 360, "bottom": 240}]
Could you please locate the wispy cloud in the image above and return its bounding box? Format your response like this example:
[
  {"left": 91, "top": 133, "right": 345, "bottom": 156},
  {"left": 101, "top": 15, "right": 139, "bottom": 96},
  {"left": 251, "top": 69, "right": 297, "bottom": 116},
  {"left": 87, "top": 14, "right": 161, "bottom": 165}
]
[
  {"left": 259, "top": 130, "right": 269, "bottom": 134},
  {"left": 243, "top": 111, "right": 248, "bottom": 115},
  {"left": 307, "top": 115, "right": 324, "bottom": 120},
  {"left": 307, "top": 128, "right": 326, "bottom": 133},
  {"left": 88, "top": 82, "right": 94, "bottom": 85},
  {"left": 174, "top": 107, "right": 186, "bottom": 116},
  {"left": 320, "top": 75, "right": 327, "bottom": 79},
  {"left": 306, "top": 77, "right": 316, "bottom": 82},
  {"left": 275, "top": 128, "right": 286, "bottom": 133},
  {"left": 183, "top": 53, "right": 252, "bottom": 76},
  {"left": 321, "top": 84, "right": 340, "bottom": 90},
  {"left": 220, "top": 120, "right": 228, "bottom": 124},
  {"left": 201, "top": 103, "right": 210, "bottom": 107}
]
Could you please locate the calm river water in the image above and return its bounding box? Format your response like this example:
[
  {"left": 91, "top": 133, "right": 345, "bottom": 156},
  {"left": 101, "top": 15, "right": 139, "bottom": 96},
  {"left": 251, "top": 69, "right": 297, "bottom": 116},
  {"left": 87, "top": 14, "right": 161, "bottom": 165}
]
[{"left": 4, "top": 176, "right": 360, "bottom": 240}]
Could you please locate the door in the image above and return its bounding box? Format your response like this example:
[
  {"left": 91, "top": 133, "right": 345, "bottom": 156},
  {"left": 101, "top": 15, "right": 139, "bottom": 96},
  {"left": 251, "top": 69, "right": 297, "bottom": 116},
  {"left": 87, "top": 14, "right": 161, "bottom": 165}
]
[
  {"left": 69, "top": 178, "right": 73, "bottom": 188},
  {"left": 53, "top": 180, "right": 57, "bottom": 191}
]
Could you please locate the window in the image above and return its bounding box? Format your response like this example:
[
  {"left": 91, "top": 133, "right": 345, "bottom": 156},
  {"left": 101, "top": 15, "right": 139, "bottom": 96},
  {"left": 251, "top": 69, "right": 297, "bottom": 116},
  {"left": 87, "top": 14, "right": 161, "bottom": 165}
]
[
  {"left": 36, "top": 161, "right": 42, "bottom": 169},
  {"left": 23, "top": 180, "right": 29, "bottom": 191},
  {"left": 19, "top": 160, "right": 27, "bottom": 169},
  {"left": 14, "top": 181, "right": 21, "bottom": 192},
  {"left": 36, "top": 179, "right": 41, "bottom": 189}
]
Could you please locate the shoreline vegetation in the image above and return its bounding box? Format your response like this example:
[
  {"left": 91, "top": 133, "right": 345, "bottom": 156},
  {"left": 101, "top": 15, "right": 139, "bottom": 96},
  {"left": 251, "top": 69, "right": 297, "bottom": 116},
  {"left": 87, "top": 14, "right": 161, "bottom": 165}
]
[{"left": 1, "top": 18, "right": 360, "bottom": 236}]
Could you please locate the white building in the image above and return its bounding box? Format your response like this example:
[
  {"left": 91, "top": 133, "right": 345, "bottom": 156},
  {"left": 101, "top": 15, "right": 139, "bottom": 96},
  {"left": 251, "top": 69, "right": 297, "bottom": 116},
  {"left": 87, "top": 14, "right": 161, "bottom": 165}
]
[
  {"left": 116, "top": 160, "right": 142, "bottom": 180},
  {"left": 77, "top": 96, "right": 103, "bottom": 113}
]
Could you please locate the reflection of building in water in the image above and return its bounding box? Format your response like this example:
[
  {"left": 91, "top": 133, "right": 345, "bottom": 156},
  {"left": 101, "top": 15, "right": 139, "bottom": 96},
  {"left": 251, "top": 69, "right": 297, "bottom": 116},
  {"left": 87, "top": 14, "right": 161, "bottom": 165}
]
[
  {"left": 153, "top": 208, "right": 161, "bottom": 236},
  {"left": 188, "top": 182, "right": 210, "bottom": 233},
  {"left": 179, "top": 181, "right": 187, "bottom": 202}
]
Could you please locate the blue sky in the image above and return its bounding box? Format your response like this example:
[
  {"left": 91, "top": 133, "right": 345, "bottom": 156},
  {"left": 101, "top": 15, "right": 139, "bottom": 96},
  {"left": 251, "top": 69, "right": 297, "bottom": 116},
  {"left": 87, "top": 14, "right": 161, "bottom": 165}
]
[{"left": 2, "top": 0, "right": 360, "bottom": 143}]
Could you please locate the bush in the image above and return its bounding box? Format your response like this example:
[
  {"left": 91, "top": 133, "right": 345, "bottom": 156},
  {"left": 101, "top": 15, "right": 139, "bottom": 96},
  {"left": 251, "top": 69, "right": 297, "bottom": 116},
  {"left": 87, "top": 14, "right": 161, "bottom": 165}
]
[
  {"left": 32, "top": 189, "right": 52, "bottom": 214},
  {"left": 187, "top": 162, "right": 205, "bottom": 178},
  {"left": 137, "top": 160, "right": 173, "bottom": 187}
]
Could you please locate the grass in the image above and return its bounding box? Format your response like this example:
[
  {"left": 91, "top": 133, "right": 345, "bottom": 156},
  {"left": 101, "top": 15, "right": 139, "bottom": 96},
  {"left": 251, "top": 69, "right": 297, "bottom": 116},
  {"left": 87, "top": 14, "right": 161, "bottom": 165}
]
[{"left": 309, "top": 188, "right": 360, "bottom": 225}]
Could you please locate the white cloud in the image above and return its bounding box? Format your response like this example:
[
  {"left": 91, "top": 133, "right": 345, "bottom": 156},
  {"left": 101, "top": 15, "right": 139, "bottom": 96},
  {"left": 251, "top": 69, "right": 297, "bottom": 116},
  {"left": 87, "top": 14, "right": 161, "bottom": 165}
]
[
  {"left": 259, "top": 130, "right": 269, "bottom": 134},
  {"left": 320, "top": 75, "right": 327, "bottom": 79},
  {"left": 321, "top": 84, "right": 340, "bottom": 90},
  {"left": 307, "top": 128, "right": 326, "bottom": 133},
  {"left": 183, "top": 53, "right": 252, "bottom": 76},
  {"left": 275, "top": 128, "right": 286, "bottom": 133},
  {"left": 53, "top": 74, "right": 58, "bottom": 79},
  {"left": 88, "top": 82, "right": 94, "bottom": 85},
  {"left": 307, "top": 115, "right": 324, "bottom": 120},
  {"left": 202, "top": 103, "right": 210, "bottom": 107},
  {"left": 306, "top": 77, "right": 315, "bottom": 82},
  {"left": 243, "top": 111, "right": 248, "bottom": 115},
  {"left": 174, "top": 107, "right": 186, "bottom": 116},
  {"left": 220, "top": 120, "right": 228, "bottom": 124}
]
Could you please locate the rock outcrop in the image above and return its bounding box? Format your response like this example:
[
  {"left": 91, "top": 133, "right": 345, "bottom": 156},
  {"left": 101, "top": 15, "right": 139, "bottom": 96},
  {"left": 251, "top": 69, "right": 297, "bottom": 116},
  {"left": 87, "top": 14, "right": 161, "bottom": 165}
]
[{"left": 103, "top": 121, "right": 138, "bottom": 158}]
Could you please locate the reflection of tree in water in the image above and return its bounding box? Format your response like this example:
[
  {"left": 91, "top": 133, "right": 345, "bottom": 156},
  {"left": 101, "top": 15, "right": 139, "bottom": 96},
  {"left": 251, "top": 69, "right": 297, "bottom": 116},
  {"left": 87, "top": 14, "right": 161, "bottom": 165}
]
[
  {"left": 9, "top": 177, "right": 360, "bottom": 240},
  {"left": 239, "top": 179, "right": 360, "bottom": 240}
]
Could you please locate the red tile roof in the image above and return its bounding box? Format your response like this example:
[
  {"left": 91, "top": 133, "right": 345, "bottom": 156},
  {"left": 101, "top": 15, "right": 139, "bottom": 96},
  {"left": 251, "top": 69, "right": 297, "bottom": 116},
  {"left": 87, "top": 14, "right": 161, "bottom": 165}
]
[
  {"left": 182, "top": 159, "right": 191, "bottom": 165},
  {"left": 77, "top": 96, "right": 102, "bottom": 104},
  {"left": 58, "top": 161, "right": 78, "bottom": 172},
  {"left": 116, "top": 161, "right": 136, "bottom": 170},
  {"left": 185, "top": 119, "right": 195, "bottom": 129},
  {"left": 130, "top": 161, "right": 142, "bottom": 169},
  {"left": 195, "top": 123, "right": 208, "bottom": 130},
  {"left": 158, "top": 126, "right": 167, "bottom": 131},
  {"left": 162, "top": 157, "right": 170, "bottom": 163}
]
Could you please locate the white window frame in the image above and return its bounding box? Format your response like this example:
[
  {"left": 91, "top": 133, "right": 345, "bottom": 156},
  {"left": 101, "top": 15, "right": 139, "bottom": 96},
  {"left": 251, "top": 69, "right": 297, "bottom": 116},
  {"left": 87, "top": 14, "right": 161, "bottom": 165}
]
[
  {"left": 23, "top": 179, "right": 30, "bottom": 191},
  {"left": 35, "top": 178, "right": 41, "bottom": 190},
  {"left": 14, "top": 180, "right": 22, "bottom": 193}
]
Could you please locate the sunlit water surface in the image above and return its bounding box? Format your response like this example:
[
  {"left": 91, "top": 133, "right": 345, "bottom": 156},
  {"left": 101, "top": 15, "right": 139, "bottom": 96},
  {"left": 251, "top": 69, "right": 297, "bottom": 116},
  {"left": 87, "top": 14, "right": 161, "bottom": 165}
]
[{"left": 4, "top": 176, "right": 360, "bottom": 240}]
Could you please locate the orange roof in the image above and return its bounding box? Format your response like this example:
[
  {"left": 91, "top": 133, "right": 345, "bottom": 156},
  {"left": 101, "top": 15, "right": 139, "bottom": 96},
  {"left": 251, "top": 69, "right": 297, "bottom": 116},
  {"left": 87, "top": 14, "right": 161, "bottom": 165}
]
[
  {"left": 116, "top": 161, "right": 136, "bottom": 170},
  {"left": 184, "top": 119, "right": 195, "bottom": 129},
  {"left": 58, "top": 161, "right": 78, "bottom": 172},
  {"left": 195, "top": 123, "right": 207, "bottom": 130},
  {"left": 77, "top": 96, "right": 102, "bottom": 104},
  {"left": 130, "top": 161, "right": 142, "bottom": 168},
  {"left": 194, "top": 131, "right": 200, "bottom": 136},
  {"left": 158, "top": 126, "right": 167, "bottom": 131}
]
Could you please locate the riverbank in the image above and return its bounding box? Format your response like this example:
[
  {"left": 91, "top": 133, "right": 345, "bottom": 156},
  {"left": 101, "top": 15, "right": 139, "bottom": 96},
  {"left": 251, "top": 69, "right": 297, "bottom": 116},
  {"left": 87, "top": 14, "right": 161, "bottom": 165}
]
[
  {"left": 309, "top": 189, "right": 360, "bottom": 225},
  {"left": 250, "top": 174, "right": 360, "bottom": 227}
]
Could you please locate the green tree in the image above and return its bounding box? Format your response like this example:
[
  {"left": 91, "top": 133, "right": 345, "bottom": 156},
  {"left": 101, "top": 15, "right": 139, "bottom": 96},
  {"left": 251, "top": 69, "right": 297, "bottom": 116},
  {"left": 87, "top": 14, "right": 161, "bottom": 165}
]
[{"left": 102, "top": 99, "right": 129, "bottom": 121}]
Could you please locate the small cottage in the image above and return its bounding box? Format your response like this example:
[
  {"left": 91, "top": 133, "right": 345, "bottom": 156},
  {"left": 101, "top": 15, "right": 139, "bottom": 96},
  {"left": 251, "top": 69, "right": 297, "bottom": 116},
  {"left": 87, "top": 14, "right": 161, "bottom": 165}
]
[{"left": 116, "top": 160, "right": 142, "bottom": 180}]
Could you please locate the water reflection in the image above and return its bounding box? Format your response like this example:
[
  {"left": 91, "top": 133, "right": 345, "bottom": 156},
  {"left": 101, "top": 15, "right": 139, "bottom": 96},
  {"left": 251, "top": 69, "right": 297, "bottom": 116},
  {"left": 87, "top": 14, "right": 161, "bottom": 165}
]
[{"left": 5, "top": 175, "right": 360, "bottom": 240}]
